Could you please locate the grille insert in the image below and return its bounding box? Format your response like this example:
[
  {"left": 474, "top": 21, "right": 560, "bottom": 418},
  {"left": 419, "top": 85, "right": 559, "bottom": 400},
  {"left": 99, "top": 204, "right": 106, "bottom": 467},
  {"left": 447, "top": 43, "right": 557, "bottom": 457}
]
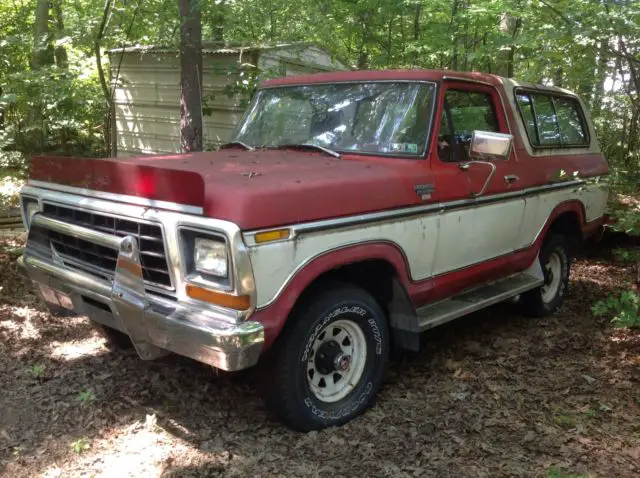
[{"left": 30, "top": 204, "right": 173, "bottom": 290}]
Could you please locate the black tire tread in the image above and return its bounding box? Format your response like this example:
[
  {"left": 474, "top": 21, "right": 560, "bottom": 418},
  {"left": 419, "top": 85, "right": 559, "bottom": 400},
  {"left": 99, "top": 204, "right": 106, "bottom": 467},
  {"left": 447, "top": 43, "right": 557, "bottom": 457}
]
[{"left": 257, "top": 281, "right": 388, "bottom": 431}]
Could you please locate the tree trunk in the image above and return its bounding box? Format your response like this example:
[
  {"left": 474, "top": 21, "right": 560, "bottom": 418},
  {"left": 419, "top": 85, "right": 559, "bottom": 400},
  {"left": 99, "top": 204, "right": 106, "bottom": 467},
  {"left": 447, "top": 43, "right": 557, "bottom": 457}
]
[
  {"left": 32, "top": 0, "right": 53, "bottom": 69},
  {"left": 498, "top": 12, "right": 519, "bottom": 77},
  {"left": 52, "top": 1, "right": 68, "bottom": 68},
  {"left": 179, "top": 0, "right": 203, "bottom": 153},
  {"left": 412, "top": 4, "right": 421, "bottom": 66},
  {"left": 591, "top": 40, "right": 609, "bottom": 115},
  {"left": 95, "top": 0, "right": 114, "bottom": 157},
  {"left": 29, "top": 0, "right": 54, "bottom": 153},
  {"left": 451, "top": 0, "right": 459, "bottom": 70},
  {"left": 212, "top": 0, "right": 225, "bottom": 42}
]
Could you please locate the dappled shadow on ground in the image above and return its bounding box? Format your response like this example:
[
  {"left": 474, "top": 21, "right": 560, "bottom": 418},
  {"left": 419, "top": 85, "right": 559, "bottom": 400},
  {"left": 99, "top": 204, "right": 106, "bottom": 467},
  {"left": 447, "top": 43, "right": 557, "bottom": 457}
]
[{"left": 1, "top": 237, "right": 639, "bottom": 477}]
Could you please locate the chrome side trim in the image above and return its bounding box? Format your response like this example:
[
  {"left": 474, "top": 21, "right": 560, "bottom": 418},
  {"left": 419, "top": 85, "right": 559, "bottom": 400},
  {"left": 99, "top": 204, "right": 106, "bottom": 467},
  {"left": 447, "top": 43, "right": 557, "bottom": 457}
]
[
  {"left": 277, "top": 178, "right": 586, "bottom": 236},
  {"left": 28, "top": 180, "right": 204, "bottom": 216}
]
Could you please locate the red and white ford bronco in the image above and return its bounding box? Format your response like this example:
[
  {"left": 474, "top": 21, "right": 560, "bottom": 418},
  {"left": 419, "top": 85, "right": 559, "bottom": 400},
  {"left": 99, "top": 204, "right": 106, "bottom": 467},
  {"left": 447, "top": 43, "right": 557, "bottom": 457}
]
[{"left": 19, "top": 70, "right": 608, "bottom": 431}]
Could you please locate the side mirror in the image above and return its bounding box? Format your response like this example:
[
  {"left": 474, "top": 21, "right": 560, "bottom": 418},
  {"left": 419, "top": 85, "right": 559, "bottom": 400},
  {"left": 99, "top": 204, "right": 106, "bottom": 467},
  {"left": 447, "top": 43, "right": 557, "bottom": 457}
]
[{"left": 469, "top": 130, "right": 513, "bottom": 161}]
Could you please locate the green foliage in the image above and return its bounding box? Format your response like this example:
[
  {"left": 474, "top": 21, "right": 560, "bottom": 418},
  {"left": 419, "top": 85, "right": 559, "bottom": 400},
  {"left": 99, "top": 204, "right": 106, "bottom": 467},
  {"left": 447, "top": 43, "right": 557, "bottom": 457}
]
[
  {"left": 592, "top": 290, "right": 640, "bottom": 329},
  {"left": 77, "top": 389, "right": 96, "bottom": 405},
  {"left": 547, "top": 467, "right": 588, "bottom": 478},
  {"left": 70, "top": 437, "right": 90, "bottom": 454},
  {"left": 553, "top": 413, "right": 577, "bottom": 429},
  {"left": 29, "top": 364, "right": 46, "bottom": 378},
  {"left": 0, "top": 0, "right": 638, "bottom": 176},
  {"left": 583, "top": 403, "right": 613, "bottom": 420},
  {"left": 613, "top": 248, "right": 640, "bottom": 265}
]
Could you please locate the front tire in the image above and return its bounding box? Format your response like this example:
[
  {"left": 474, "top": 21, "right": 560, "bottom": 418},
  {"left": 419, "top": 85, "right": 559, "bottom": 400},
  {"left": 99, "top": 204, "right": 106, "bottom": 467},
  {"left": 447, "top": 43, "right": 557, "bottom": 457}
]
[
  {"left": 521, "top": 233, "right": 571, "bottom": 317},
  {"left": 258, "top": 283, "right": 390, "bottom": 431}
]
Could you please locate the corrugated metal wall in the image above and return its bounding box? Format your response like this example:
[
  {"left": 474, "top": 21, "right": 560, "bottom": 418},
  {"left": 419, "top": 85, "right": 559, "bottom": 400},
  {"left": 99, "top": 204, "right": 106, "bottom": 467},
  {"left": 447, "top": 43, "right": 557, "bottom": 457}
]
[{"left": 110, "top": 45, "right": 345, "bottom": 157}]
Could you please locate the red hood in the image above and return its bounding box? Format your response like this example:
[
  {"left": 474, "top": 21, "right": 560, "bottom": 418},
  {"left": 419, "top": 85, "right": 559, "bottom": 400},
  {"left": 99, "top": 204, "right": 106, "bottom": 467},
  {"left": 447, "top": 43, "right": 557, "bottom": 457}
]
[{"left": 29, "top": 149, "right": 428, "bottom": 230}]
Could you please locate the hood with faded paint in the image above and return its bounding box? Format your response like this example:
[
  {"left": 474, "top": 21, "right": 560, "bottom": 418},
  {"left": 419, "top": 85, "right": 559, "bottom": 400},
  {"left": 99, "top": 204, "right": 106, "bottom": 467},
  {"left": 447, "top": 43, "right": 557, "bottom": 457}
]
[{"left": 29, "top": 149, "right": 429, "bottom": 230}]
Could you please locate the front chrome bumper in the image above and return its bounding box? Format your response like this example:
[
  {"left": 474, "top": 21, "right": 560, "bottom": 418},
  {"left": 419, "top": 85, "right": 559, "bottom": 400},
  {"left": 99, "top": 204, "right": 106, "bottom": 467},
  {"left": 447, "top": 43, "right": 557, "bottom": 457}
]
[{"left": 20, "top": 214, "right": 264, "bottom": 371}]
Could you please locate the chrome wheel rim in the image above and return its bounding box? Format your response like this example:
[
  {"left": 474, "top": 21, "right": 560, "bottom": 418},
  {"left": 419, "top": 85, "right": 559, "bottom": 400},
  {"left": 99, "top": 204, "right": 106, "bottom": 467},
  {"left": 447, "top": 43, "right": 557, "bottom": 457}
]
[
  {"left": 542, "top": 252, "right": 562, "bottom": 303},
  {"left": 306, "top": 319, "right": 367, "bottom": 403}
]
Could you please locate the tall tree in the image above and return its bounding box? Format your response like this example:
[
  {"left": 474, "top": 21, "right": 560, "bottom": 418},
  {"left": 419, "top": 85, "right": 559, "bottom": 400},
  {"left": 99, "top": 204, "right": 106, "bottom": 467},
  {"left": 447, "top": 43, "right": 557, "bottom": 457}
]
[
  {"left": 52, "top": 0, "right": 68, "bottom": 68},
  {"left": 31, "top": 0, "right": 53, "bottom": 69},
  {"left": 29, "top": 0, "right": 55, "bottom": 153},
  {"left": 179, "top": 0, "right": 203, "bottom": 153}
]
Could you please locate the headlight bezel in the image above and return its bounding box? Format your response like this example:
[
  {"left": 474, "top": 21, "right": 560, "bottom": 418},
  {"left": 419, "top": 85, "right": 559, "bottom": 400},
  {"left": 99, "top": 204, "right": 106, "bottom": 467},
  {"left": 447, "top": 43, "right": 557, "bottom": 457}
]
[{"left": 178, "top": 226, "right": 232, "bottom": 291}]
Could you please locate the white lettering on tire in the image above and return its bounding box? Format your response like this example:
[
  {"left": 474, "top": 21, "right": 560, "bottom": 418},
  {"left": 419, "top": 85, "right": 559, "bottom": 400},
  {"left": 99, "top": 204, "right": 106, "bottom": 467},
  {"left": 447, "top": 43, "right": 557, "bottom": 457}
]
[
  {"left": 301, "top": 305, "right": 366, "bottom": 362},
  {"left": 304, "top": 381, "right": 374, "bottom": 420}
]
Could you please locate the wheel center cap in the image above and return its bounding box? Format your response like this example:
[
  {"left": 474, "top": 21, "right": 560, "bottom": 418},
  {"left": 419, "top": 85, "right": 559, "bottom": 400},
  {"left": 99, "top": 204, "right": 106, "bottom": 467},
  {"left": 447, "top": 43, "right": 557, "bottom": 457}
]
[{"left": 334, "top": 353, "right": 352, "bottom": 372}]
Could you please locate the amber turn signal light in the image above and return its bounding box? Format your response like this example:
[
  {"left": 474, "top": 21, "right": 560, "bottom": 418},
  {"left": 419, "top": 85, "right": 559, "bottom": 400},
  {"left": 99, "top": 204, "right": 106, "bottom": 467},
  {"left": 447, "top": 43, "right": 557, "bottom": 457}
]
[
  {"left": 186, "top": 284, "right": 251, "bottom": 310},
  {"left": 254, "top": 229, "right": 290, "bottom": 244}
]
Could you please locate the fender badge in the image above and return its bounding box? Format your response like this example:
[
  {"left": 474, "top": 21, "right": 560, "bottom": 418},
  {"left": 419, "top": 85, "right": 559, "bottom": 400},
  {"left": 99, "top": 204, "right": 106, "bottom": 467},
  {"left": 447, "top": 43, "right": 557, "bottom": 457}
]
[{"left": 414, "top": 184, "right": 435, "bottom": 201}]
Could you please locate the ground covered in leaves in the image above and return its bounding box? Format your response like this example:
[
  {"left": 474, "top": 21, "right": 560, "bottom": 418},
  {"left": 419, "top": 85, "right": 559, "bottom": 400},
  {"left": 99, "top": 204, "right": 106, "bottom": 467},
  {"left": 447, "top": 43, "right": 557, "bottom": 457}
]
[{"left": 0, "top": 235, "right": 638, "bottom": 478}]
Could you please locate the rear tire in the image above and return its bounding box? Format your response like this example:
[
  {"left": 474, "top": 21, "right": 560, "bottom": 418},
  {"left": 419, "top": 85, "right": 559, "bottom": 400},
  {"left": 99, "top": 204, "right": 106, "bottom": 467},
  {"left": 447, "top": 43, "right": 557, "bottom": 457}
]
[
  {"left": 257, "top": 282, "right": 390, "bottom": 431},
  {"left": 520, "top": 233, "right": 571, "bottom": 317},
  {"left": 91, "top": 321, "right": 133, "bottom": 351}
]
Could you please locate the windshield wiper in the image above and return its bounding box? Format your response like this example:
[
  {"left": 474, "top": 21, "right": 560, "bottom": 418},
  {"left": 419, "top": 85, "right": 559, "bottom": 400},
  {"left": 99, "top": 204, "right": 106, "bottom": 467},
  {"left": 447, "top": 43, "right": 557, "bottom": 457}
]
[
  {"left": 219, "top": 140, "right": 255, "bottom": 151},
  {"left": 274, "top": 143, "right": 341, "bottom": 158}
]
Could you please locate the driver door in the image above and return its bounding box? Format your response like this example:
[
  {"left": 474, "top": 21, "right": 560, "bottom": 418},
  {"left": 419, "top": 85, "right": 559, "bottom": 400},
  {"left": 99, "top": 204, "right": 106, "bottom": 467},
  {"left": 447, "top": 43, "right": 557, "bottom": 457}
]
[{"left": 430, "top": 80, "right": 525, "bottom": 286}]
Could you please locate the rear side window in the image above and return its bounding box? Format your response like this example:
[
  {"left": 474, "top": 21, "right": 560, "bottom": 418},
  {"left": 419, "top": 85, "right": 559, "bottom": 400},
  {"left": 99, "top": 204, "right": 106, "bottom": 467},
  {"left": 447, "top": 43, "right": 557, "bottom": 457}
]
[
  {"left": 516, "top": 94, "right": 538, "bottom": 143},
  {"left": 533, "top": 95, "right": 561, "bottom": 146},
  {"left": 554, "top": 96, "right": 588, "bottom": 145},
  {"left": 515, "top": 90, "right": 589, "bottom": 148}
]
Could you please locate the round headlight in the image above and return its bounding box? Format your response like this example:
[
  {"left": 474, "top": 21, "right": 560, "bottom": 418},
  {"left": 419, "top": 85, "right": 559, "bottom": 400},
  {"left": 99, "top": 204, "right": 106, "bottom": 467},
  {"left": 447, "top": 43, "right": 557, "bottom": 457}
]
[{"left": 194, "top": 237, "right": 228, "bottom": 277}]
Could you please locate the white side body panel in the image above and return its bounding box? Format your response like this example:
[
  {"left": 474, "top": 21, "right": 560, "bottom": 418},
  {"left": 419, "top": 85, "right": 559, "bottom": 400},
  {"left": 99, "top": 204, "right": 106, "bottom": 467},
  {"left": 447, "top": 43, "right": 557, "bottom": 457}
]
[
  {"left": 247, "top": 182, "right": 607, "bottom": 309},
  {"left": 432, "top": 198, "right": 525, "bottom": 276}
]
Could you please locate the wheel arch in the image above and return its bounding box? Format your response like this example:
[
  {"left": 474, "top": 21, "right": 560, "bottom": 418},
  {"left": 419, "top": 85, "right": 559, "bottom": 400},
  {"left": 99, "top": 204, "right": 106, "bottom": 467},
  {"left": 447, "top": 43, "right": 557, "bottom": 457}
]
[
  {"left": 536, "top": 200, "right": 586, "bottom": 252},
  {"left": 252, "top": 241, "right": 420, "bottom": 352}
]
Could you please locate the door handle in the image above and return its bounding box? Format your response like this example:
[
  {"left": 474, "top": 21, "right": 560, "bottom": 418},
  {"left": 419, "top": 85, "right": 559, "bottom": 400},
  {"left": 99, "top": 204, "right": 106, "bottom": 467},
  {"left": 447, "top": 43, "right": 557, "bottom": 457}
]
[{"left": 504, "top": 174, "right": 519, "bottom": 184}]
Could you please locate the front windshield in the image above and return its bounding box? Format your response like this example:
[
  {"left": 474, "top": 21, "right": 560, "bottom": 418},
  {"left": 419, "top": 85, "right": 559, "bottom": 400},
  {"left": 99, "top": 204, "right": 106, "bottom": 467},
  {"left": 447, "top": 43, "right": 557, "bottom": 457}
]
[{"left": 232, "top": 81, "right": 436, "bottom": 156}]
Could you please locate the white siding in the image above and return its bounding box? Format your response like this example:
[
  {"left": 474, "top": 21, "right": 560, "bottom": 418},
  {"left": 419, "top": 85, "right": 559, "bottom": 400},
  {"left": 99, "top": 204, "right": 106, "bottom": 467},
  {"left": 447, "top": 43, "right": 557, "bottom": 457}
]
[{"left": 110, "top": 45, "right": 346, "bottom": 157}]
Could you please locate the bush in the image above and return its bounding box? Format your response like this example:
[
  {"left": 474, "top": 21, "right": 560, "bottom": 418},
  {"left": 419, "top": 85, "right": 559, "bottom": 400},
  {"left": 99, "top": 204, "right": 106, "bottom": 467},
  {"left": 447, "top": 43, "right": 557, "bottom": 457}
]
[{"left": 592, "top": 290, "right": 640, "bottom": 329}]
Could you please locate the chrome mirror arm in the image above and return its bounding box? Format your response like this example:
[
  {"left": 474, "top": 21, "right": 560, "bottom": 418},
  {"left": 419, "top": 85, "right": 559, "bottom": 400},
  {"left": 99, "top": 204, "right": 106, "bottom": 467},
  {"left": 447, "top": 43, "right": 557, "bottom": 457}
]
[{"left": 459, "top": 160, "right": 497, "bottom": 197}]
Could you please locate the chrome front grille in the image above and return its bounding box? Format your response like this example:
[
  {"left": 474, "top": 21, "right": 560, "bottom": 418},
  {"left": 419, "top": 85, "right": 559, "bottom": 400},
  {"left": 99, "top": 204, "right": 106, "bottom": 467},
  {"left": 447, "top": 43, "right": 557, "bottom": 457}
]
[{"left": 28, "top": 203, "right": 173, "bottom": 292}]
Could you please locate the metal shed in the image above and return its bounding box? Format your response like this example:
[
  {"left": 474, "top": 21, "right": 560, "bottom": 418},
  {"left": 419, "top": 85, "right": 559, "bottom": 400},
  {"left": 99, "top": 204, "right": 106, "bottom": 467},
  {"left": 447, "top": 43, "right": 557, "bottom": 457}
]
[{"left": 108, "top": 42, "right": 347, "bottom": 156}]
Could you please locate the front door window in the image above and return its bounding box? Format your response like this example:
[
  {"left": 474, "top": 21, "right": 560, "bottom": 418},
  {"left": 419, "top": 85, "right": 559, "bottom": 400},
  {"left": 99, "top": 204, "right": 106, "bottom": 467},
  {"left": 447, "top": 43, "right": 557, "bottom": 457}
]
[{"left": 437, "top": 90, "right": 500, "bottom": 163}]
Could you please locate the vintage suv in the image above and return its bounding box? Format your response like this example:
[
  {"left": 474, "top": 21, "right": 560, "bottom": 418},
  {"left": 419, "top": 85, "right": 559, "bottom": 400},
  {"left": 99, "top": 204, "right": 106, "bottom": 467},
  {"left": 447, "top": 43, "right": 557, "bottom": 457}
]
[{"left": 18, "top": 70, "right": 608, "bottom": 431}]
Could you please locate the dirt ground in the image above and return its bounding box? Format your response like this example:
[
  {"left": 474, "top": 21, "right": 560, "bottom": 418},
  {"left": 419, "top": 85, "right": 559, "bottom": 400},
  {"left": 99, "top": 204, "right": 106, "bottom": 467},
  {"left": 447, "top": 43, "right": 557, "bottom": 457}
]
[{"left": 0, "top": 235, "right": 638, "bottom": 478}]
